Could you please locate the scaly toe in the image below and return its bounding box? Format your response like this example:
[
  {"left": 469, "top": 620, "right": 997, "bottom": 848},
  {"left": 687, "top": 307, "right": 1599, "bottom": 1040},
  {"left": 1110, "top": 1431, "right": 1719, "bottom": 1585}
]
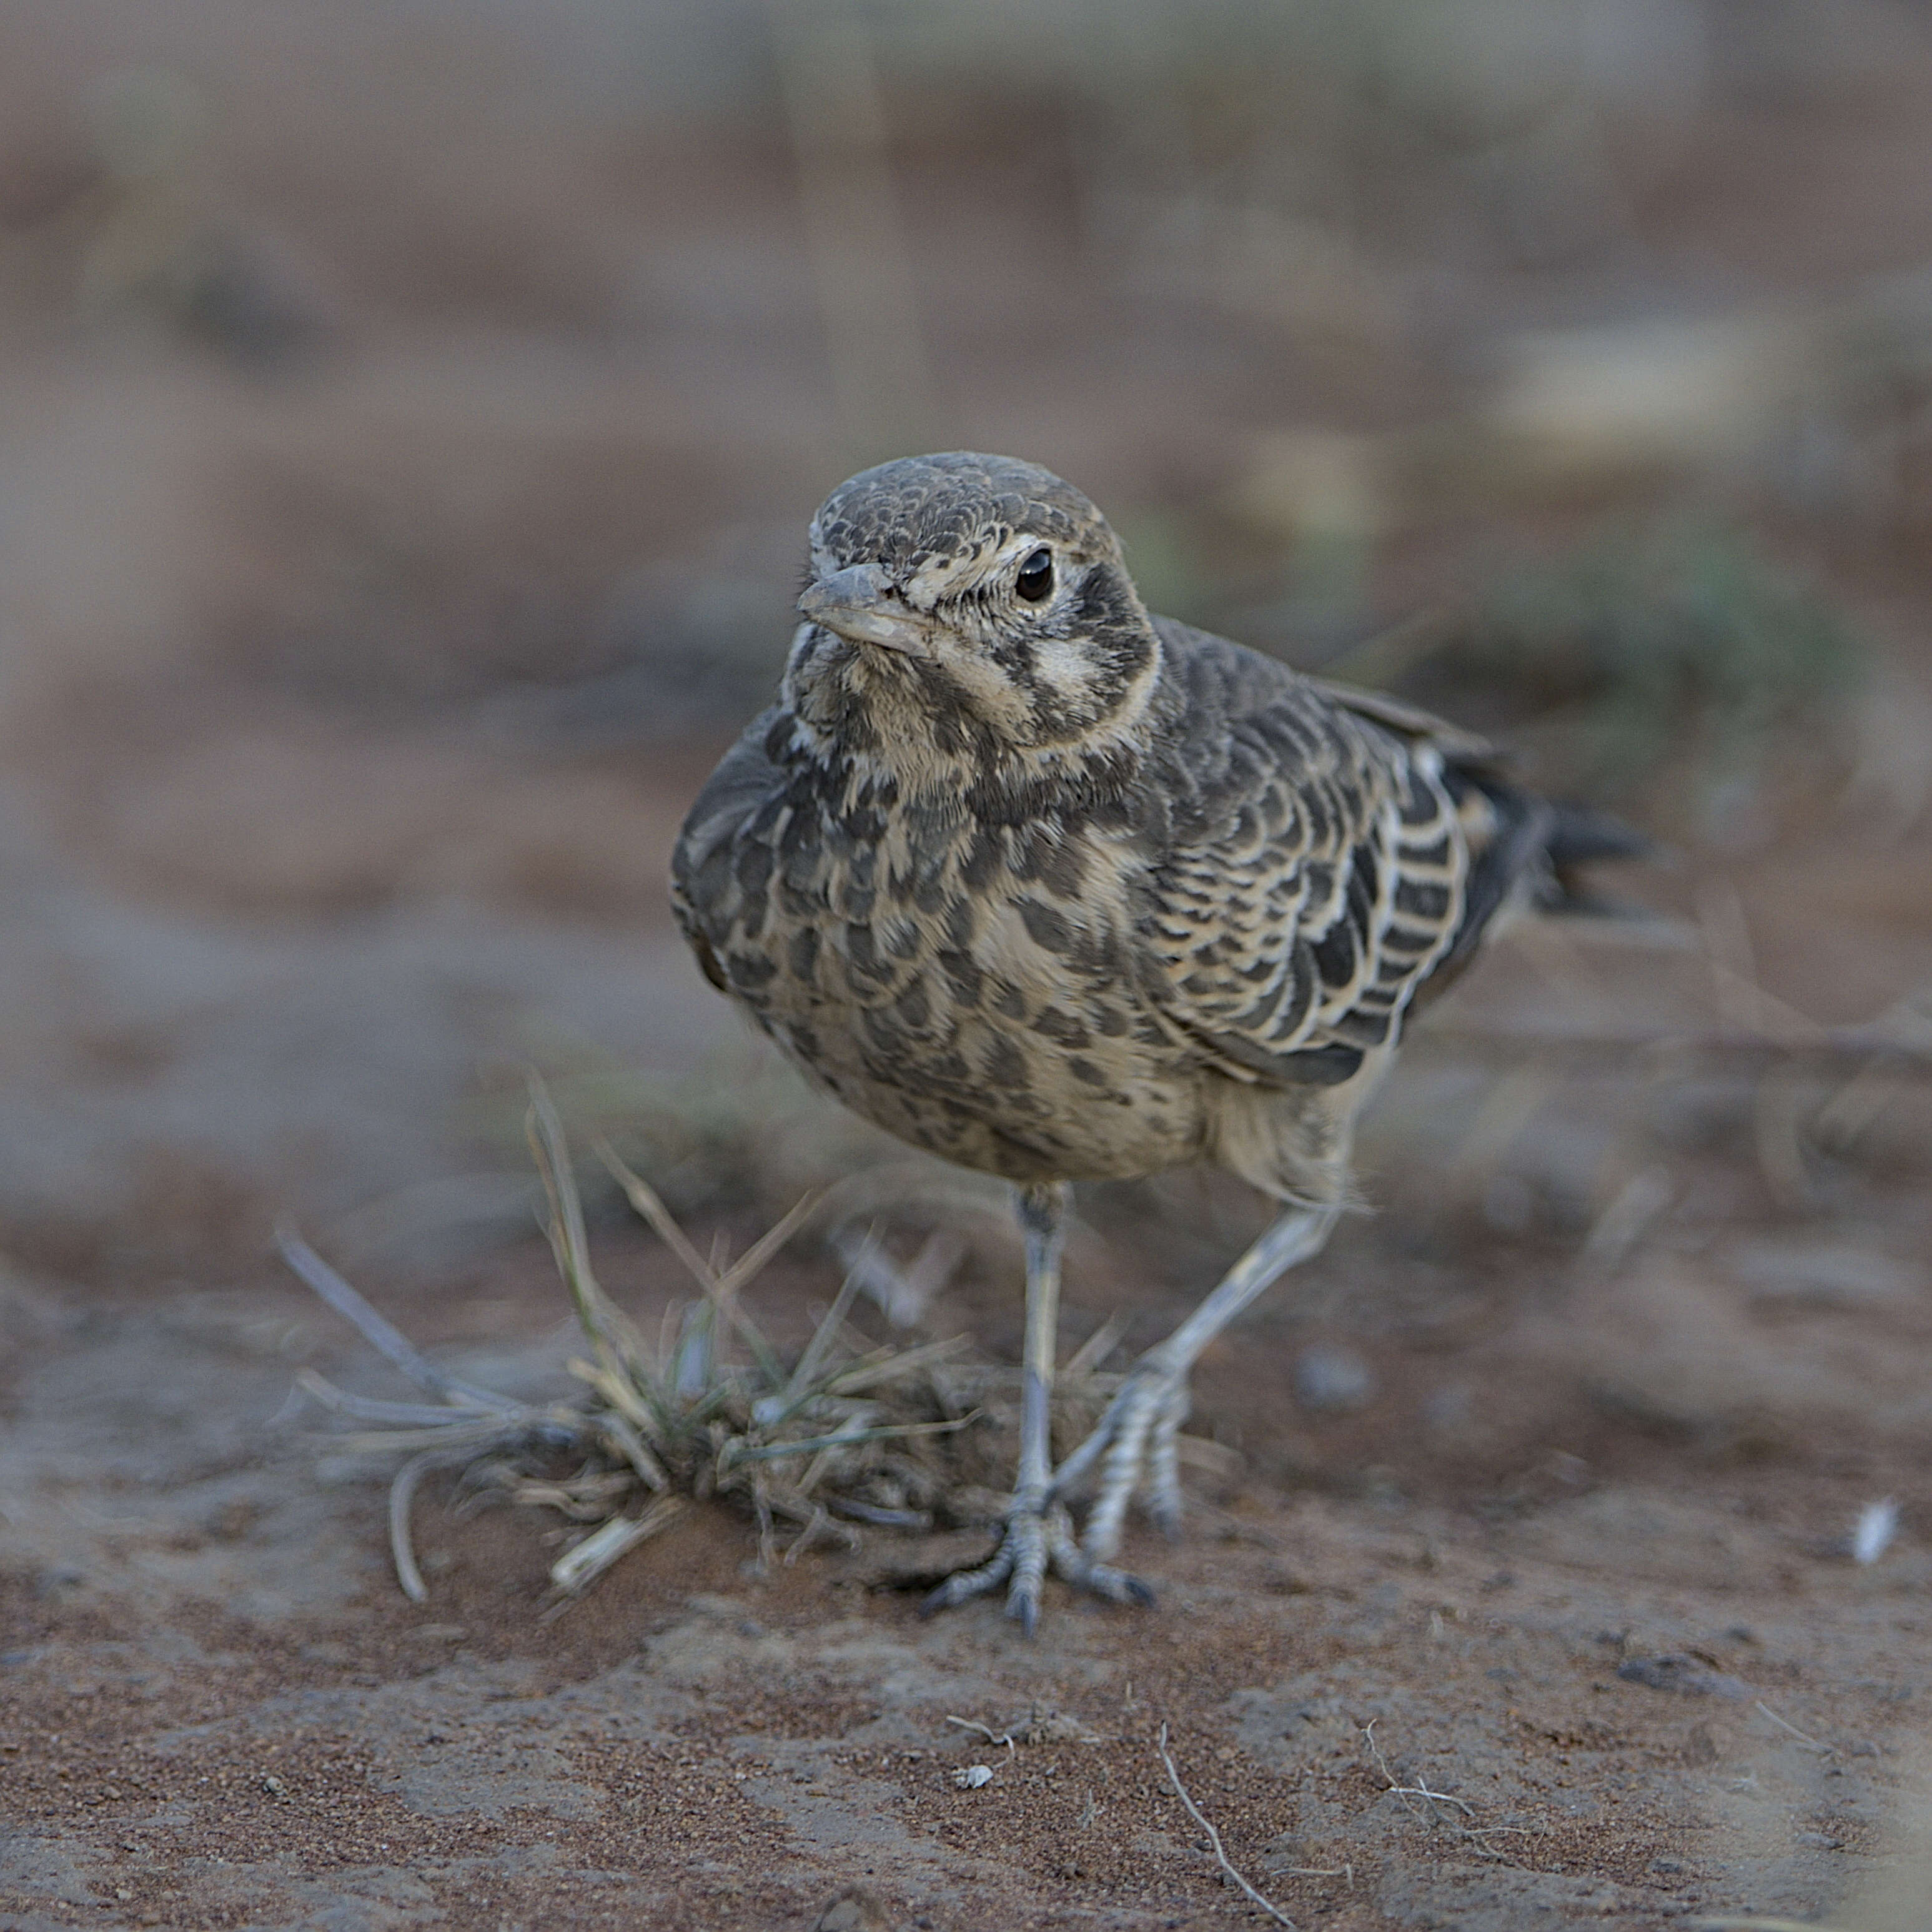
[
  {"left": 1147, "top": 1490, "right": 1186, "bottom": 1543},
  {"left": 1042, "top": 1503, "right": 1146, "bottom": 1607},
  {"left": 919, "top": 1542, "right": 1014, "bottom": 1617}
]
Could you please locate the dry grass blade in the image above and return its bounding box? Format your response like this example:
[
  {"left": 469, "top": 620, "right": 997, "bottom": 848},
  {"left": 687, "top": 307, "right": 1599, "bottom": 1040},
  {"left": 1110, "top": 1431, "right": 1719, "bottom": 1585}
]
[
  {"left": 833, "top": 1223, "right": 965, "bottom": 1327},
  {"left": 549, "top": 1497, "right": 687, "bottom": 1595},
  {"left": 721, "top": 1414, "right": 972, "bottom": 1467},
  {"left": 277, "top": 1229, "right": 513, "bottom": 1413},
  {"left": 294, "top": 1367, "right": 488, "bottom": 1429},
  {"left": 1754, "top": 1700, "right": 1829, "bottom": 1753},
  {"left": 715, "top": 1186, "right": 825, "bottom": 1304},
  {"left": 819, "top": 1333, "right": 970, "bottom": 1396},
  {"left": 1064, "top": 1312, "right": 1126, "bottom": 1379},
  {"left": 389, "top": 1450, "right": 443, "bottom": 1603},
  {"left": 777, "top": 1251, "right": 868, "bottom": 1414},
  {"left": 338, "top": 1418, "right": 543, "bottom": 1457},
  {"left": 565, "top": 1356, "right": 666, "bottom": 1449},
  {"left": 597, "top": 1136, "right": 719, "bottom": 1290},
  {"left": 597, "top": 1138, "right": 788, "bottom": 1380},
  {"left": 527, "top": 1077, "right": 643, "bottom": 1384},
  {"left": 588, "top": 1404, "right": 669, "bottom": 1492}
]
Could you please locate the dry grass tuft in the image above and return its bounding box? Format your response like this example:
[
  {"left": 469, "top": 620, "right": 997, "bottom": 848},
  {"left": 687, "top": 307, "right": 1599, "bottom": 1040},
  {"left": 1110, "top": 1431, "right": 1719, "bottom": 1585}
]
[{"left": 282, "top": 1075, "right": 1116, "bottom": 1606}]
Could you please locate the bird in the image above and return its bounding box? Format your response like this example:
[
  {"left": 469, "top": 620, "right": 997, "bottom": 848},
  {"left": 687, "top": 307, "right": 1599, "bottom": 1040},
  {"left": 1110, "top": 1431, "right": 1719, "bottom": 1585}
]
[{"left": 671, "top": 451, "right": 1642, "bottom": 1632}]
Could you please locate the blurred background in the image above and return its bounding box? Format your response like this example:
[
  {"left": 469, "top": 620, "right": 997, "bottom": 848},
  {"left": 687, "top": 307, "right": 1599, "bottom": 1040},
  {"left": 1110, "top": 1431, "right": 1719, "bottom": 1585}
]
[{"left": 4, "top": 7, "right": 1932, "bottom": 1923}]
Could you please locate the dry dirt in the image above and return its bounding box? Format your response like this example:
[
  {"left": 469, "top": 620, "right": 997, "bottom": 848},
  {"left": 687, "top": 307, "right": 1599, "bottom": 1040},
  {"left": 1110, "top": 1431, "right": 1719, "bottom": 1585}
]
[
  {"left": 4, "top": 853, "right": 1931, "bottom": 1931},
  {"left": 4, "top": 6, "right": 1932, "bottom": 1929}
]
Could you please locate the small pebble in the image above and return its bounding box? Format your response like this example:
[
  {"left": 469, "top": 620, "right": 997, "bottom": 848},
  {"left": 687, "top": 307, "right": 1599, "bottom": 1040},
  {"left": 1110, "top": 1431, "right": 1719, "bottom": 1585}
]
[
  {"left": 1616, "top": 1655, "right": 1749, "bottom": 1700},
  {"left": 1293, "top": 1343, "right": 1374, "bottom": 1413},
  {"left": 1853, "top": 1499, "right": 1899, "bottom": 1566},
  {"left": 811, "top": 1886, "right": 892, "bottom": 1932}
]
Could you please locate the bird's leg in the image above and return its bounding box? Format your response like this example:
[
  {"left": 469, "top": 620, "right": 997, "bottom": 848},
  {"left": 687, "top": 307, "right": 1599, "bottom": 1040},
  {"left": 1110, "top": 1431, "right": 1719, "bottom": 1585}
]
[
  {"left": 922, "top": 1182, "right": 1151, "bottom": 1631},
  {"left": 1054, "top": 1203, "right": 1340, "bottom": 1563}
]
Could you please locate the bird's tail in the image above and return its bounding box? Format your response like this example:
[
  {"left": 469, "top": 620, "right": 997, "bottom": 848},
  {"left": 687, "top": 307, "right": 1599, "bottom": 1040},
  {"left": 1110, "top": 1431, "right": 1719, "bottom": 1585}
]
[
  {"left": 1533, "top": 798, "right": 1657, "bottom": 915},
  {"left": 1437, "top": 772, "right": 1653, "bottom": 984}
]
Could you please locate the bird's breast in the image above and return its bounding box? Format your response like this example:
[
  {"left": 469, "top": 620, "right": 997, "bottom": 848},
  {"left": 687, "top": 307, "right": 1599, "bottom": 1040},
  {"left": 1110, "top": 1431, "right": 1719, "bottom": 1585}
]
[{"left": 689, "top": 777, "right": 1206, "bottom": 1181}]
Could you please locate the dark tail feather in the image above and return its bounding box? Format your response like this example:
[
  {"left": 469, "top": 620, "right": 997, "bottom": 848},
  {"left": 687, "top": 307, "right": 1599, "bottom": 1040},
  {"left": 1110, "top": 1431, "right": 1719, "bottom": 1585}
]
[
  {"left": 1414, "top": 775, "right": 1655, "bottom": 1016},
  {"left": 1538, "top": 800, "right": 1655, "bottom": 914},
  {"left": 1544, "top": 801, "right": 1655, "bottom": 870},
  {"left": 1449, "top": 778, "right": 1652, "bottom": 952}
]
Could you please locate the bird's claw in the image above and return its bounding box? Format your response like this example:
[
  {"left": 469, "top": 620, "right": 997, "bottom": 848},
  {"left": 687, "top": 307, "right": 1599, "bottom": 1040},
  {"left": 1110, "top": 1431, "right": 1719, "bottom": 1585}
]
[
  {"left": 1053, "top": 1360, "right": 1192, "bottom": 1563},
  {"left": 920, "top": 1496, "right": 1152, "bottom": 1633}
]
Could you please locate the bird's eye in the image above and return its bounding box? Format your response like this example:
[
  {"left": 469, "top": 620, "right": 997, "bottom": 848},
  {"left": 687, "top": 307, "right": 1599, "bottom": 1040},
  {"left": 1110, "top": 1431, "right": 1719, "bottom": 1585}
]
[{"left": 1015, "top": 547, "right": 1054, "bottom": 602}]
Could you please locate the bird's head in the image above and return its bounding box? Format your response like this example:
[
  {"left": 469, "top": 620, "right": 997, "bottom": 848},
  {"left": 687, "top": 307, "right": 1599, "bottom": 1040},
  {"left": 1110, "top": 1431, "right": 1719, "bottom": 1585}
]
[{"left": 783, "top": 453, "right": 1161, "bottom": 768}]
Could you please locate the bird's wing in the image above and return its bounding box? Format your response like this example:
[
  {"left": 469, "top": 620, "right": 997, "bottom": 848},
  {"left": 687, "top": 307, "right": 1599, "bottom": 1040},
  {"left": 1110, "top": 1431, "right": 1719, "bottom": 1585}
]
[
  {"left": 670, "top": 710, "right": 790, "bottom": 995},
  {"left": 1142, "top": 622, "right": 1513, "bottom": 1088}
]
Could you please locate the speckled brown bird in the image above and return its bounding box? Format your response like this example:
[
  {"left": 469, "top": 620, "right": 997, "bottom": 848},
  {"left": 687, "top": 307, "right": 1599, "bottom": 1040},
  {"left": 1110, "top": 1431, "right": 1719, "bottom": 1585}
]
[{"left": 673, "top": 452, "right": 1639, "bottom": 1631}]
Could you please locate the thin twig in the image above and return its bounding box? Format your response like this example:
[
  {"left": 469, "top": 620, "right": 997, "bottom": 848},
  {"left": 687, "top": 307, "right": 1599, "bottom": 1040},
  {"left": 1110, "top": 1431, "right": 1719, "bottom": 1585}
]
[
  {"left": 1360, "top": 1720, "right": 1535, "bottom": 1861},
  {"left": 945, "top": 1715, "right": 1016, "bottom": 1757},
  {"left": 1156, "top": 1722, "right": 1296, "bottom": 1928},
  {"left": 1754, "top": 1700, "right": 1828, "bottom": 1753},
  {"left": 1362, "top": 1720, "right": 1475, "bottom": 1819}
]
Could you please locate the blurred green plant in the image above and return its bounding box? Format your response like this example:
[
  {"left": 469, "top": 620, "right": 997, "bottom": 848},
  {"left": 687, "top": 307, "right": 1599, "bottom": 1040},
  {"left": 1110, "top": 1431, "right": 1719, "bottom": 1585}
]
[{"left": 1441, "top": 522, "right": 1866, "bottom": 806}]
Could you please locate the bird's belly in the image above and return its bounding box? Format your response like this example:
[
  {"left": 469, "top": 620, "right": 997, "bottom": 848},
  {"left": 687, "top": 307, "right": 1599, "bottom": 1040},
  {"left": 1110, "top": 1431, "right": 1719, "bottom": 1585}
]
[
  {"left": 786, "top": 1018, "right": 1203, "bottom": 1181},
  {"left": 751, "top": 959, "right": 1205, "bottom": 1185}
]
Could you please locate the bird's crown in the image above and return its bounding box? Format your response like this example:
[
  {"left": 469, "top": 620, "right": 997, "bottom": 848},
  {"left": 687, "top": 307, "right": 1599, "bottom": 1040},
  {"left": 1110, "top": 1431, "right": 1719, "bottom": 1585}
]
[{"left": 810, "top": 452, "right": 1102, "bottom": 578}]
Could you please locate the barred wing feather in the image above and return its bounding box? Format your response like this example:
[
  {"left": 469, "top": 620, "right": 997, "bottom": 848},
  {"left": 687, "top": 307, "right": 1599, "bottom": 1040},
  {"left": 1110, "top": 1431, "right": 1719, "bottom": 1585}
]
[{"left": 1145, "top": 625, "right": 1488, "bottom": 1089}]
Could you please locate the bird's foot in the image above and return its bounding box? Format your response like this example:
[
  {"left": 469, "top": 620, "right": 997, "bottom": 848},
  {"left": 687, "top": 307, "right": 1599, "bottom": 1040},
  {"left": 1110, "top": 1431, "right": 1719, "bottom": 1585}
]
[
  {"left": 1053, "top": 1357, "right": 1192, "bottom": 1564},
  {"left": 920, "top": 1492, "right": 1153, "bottom": 1635}
]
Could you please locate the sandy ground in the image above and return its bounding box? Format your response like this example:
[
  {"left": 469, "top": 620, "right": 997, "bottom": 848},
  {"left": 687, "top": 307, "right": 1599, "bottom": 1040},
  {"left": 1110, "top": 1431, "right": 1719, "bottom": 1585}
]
[{"left": 4, "top": 6, "right": 1932, "bottom": 1928}]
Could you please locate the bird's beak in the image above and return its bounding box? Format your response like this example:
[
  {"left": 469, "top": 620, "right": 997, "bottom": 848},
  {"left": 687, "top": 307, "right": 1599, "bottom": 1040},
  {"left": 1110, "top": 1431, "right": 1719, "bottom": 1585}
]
[{"left": 797, "top": 563, "right": 932, "bottom": 656}]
